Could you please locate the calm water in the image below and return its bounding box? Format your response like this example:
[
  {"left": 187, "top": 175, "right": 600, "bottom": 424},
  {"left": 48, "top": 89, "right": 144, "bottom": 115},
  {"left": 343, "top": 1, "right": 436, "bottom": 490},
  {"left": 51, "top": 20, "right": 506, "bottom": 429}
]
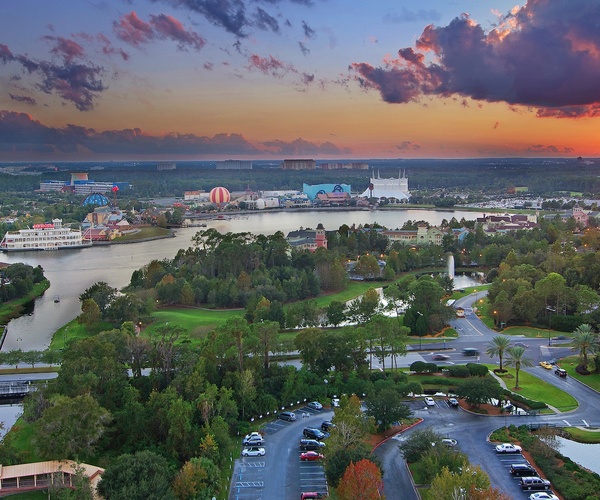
[
  {"left": 0, "top": 209, "right": 483, "bottom": 350},
  {"left": 556, "top": 436, "right": 600, "bottom": 475}
]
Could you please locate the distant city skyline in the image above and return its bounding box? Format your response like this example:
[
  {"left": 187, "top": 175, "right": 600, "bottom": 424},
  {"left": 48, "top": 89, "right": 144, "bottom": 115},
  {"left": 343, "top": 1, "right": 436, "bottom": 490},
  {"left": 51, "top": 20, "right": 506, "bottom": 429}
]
[{"left": 1, "top": 0, "right": 599, "bottom": 161}]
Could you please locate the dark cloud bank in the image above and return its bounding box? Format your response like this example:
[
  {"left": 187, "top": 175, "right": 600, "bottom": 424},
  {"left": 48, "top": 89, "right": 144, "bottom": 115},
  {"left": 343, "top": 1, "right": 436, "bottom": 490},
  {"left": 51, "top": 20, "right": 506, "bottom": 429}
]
[{"left": 352, "top": 0, "right": 600, "bottom": 117}]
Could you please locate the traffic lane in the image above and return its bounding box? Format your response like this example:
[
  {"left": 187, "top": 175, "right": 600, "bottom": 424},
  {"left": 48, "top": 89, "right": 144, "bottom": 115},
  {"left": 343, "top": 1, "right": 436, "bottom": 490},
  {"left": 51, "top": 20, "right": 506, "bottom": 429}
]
[
  {"left": 373, "top": 435, "right": 419, "bottom": 500},
  {"left": 231, "top": 459, "right": 266, "bottom": 499},
  {"left": 298, "top": 459, "right": 328, "bottom": 496}
]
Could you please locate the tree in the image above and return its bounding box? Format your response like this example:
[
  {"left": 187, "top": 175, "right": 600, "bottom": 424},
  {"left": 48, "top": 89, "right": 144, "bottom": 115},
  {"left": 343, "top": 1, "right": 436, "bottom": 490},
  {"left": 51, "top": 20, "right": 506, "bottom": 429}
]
[
  {"left": 429, "top": 464, "right": 503, "bottom": 500},
  {"left": 33, "top": 394, "right": 111, "bottom": 460},
  {"left": 336, "top": 459, "right": 383, "bottom": 500},
  {"left": 250, "top": 320, "right": 280, "bottom": 372},
  {"left": 98, "top": 450, "right": 175, "bottom": 500},
  {"left": 326, "top": 300, "right": 347, "bottom": 327},
  {"left": 486, "top": 336, "right": 511, "bottom": 371},
  {"left": 173, "top": 457, "right": 220, "bottom": 500},
  {"left": 79, "top": 282, "right": 117, "bottom": 317},
  {"left": 505, "top": 346, "right": 534, "bottom": 389},
  {"left": 78, "top": 298, "right": 101, "bottom": 329},
  {"left": 456, "top": 376, "right": 503, "bottom": 408},
  {"left": 364, "top": 388, "right": 412, "bottom": 432},
  {"left": 354, "top": 254, "right": 381, "bottom": 280},
  {"left": 570, "top": 323, "right": 599, "bottom": 372},
  {"left": 399, "top": 428, "right": 445, "bottom": 463}
]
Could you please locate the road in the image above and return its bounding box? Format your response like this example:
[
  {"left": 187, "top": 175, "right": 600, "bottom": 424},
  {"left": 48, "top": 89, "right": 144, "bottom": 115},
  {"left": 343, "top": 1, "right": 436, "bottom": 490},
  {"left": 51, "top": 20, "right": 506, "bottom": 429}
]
[{"left": 375, "top": 292, "right": 600, "bottom": 500}]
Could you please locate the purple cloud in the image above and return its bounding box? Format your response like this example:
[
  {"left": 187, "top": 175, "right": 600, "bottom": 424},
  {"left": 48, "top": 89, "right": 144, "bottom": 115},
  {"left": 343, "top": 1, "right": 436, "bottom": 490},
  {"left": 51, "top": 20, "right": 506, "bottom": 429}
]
[
  {"left": 396, "top": 141, "right": 421, "bottom": 151},
  {"left": 0, "top": 43, "right": 107, "bottom": 111},
  {"left": 0, "top": 110, "right": 262, "bottom": 155},
  {"left": 302, "top": 20, "right": 316, "bottom": 39},
  {"left": 352, "top": 0, "right": 600, "bottom": 118},
  {"left": 114, "top": 12, "right": 205, "bottom": 51},
  {"left": 247, "top": 54, "right": 296, "bottom": 78},
  {"left": 43, "top": 36, "right": 85, "bottom": 63},
  {"left": 262, "top": 137, "right": 351, "bottom": 155},
  {"left": 9, "top": 94, "right": 36, "bottom": 106}
]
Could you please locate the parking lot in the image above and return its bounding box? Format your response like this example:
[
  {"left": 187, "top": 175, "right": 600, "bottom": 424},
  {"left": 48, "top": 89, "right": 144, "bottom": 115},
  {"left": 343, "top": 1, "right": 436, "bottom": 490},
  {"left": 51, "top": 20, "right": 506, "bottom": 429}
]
[{"left": 230, "top": 403, "right": 331, "bottom": 499}]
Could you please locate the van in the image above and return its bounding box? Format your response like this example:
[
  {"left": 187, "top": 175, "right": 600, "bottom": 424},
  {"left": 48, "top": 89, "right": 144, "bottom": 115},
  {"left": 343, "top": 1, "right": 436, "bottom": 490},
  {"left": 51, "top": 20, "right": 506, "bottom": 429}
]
[
  {"left": 519, "top": 476, "right": 551, "bottom": 491},
  {"left": 555, "top": 368, "right": 567, "bottom": 378},
  {"left": 462, "top": 348, "right": 479, "bottom": 356},
  {"left": 278, "top": 411, "right": 296, "bottom": 421},
  {"left": 299, "top": 439, "right": 325, "bottom": 451}
]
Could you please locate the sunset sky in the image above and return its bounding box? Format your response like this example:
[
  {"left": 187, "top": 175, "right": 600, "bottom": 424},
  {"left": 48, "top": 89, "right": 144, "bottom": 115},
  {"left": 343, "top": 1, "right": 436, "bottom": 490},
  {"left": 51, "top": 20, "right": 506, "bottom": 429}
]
[{"left": 1, "top": 0, "right": 599, "bottom": 160}]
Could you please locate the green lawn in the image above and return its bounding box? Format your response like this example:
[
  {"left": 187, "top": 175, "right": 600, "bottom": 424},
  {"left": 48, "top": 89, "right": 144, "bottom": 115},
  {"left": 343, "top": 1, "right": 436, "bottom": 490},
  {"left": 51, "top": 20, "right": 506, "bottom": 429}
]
[
  {"left": 148, "top": 308, "right": 243, "bottom": 341},
  {"left": 311, "top": 280, "right": 388, "bottom": 309},
  {"left": 0, "top": 281, "right": 50, "bottom": 324},
  {"left": 558, "top": 356, "right": 600, "bottom": 392},
  {"left": 113, "top": 226, "right": 173, "bottom": 241},
  {"left": 563, "top": 427, "right": 600, "bottom": 443},
  {"left": 493, "top": 366, "right": 578, "bottom": 412}
]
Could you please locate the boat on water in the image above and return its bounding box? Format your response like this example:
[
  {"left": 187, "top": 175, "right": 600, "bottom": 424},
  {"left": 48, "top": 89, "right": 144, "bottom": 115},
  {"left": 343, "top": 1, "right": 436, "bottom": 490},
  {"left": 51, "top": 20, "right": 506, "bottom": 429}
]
[
  {"left": 0, "top": 219, "right": 92, "bottom": 252},
  {"left": 53, "top": 295, "right": 60, "bottom": 303}
]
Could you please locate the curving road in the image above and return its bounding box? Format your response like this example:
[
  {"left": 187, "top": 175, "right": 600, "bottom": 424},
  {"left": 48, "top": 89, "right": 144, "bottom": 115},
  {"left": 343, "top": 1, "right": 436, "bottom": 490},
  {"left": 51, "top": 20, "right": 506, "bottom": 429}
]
[{"left": 375, "top": 292, "right": 600, "bottom": 500}]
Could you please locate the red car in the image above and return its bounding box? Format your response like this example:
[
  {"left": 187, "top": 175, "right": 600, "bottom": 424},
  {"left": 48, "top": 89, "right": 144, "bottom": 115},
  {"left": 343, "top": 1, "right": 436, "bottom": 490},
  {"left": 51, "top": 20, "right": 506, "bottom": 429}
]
[{"left": 300, "top": 451, "right": 324, "bottom": 461}]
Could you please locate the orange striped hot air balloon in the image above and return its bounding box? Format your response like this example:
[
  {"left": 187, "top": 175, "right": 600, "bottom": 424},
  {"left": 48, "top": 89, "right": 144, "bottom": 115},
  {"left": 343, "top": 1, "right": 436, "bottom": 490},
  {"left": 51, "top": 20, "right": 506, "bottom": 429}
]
[{"left": 209, "top": 186, "right": 230, "bottom": 204}]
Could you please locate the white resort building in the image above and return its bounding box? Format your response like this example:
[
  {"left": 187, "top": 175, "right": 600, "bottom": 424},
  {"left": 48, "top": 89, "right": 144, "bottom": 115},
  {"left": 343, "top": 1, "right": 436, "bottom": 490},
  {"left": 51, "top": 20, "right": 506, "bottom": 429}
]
[{"left": 360, "top": 170, "right": 410, "bottom": 202}]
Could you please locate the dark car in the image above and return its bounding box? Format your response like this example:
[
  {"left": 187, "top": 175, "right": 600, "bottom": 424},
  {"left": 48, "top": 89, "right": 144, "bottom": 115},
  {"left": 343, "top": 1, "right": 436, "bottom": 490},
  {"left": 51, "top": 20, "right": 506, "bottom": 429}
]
[
  {"left": 462, "top": 348, "right": 479, "bottom": 357},
  {"left": 446, "top": 398, "right": 459, "bottom": 407},
  {"left": 299, "top": 439, "right": 325, "bottom": 451},
  {"left": 510, "top": 463, "right": 538, "bottom": 476},
  {"left": 321, "top": 420, "right": 336, "bottom": 432},
  {"left": 278, "top": 411, "right": 297, "bottom": 421},
  {"left": 303, "top": 427, "right": 329, "bottom": 440},
  {"left": 555, "top": 368, "right": 567, "bottom": 378},
  {"left": 519, "top": 477, "right": 551, "bottom": 491}
]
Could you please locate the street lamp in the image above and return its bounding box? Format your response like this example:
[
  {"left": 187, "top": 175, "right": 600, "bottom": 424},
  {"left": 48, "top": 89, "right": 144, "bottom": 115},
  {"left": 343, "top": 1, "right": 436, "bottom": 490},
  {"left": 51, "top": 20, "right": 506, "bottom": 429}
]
[{"left": 416, "top": 311, "right": 424, "bottom": 350}]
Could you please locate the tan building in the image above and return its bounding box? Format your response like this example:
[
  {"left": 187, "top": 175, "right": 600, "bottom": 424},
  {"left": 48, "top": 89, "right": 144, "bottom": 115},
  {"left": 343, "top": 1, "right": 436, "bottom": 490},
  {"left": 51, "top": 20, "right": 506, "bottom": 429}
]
[
  {"left": 383, "top": 224, "right": 445, "bottom": 245},
  {"left": 281, "top": 159, "right": 316, "bottom": 170}
]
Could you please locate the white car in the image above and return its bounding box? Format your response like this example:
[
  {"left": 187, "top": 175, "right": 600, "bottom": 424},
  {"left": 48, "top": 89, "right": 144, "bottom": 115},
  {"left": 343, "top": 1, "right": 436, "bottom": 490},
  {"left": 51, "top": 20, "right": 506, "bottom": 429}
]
[
  {"left": 529, "top": 493, "right": 558, "bottom": 500},
  {"left": 307, "top": 401, "right": 323, "bottom": 410},
  {"left": 424, "top": 397, "right": 435, "bottom": 406},
  {"left": 331, "top": 398, "right": 340, "bottom": 408},
  {"left": 495, "top": 443, "right": 522, "bottom": 453},
  {"left": 242, "top": 432, "right": 265, "bottom": 446},
  {"left": 442, "top": 438, "right": 458, "bottom": 447},
  {"left": 242, "top": 446, "right": 266, "bottom": 457}
]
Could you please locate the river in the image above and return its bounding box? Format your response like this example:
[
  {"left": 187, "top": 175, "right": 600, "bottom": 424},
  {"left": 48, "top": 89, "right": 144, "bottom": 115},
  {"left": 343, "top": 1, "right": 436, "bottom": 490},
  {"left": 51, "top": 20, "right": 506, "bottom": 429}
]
[{"left": 0, "top": 208, "right": 483, "bottom": 351}]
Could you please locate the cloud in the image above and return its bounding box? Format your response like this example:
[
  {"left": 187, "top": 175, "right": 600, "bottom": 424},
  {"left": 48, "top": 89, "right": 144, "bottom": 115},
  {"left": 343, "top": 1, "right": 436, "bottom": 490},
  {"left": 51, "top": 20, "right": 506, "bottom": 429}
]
[
  {"left": 352, "top": 0, "right": 600, "bottom": 118},
  {"left": 114, "top": 12, "right": 206, "bottom": 51},
  {"left": 43, "top": 36, "right": 85, "bottom": 63},
  {"left": 302, "top": 20, "right": 316, "bottom": 39},
  {"left": 526, "top": 144, "right": 575, "bottom": 153},
  {"left": 298, "top": 41, "right": 310, "bottom": 55},
  {"left": 9, "top": 94, "right": 36, "bottom": 106},
  {"left": 396, "top": 141, "right": 421, "bottom": 151},
  {"left": 247, "top": 54, "right": 296, "bottom": 77},
  {"left": 253, "top": 7, "right": 280, "bottom": 33},
  {"left": 262, "top": 137, "right": 351, "bottom": 155},
  {"left": 0, "top": 42, "right": 107, "bottom": 111},
  {"left": 0, "top": 109, "right": 261, "bottom": 155}
]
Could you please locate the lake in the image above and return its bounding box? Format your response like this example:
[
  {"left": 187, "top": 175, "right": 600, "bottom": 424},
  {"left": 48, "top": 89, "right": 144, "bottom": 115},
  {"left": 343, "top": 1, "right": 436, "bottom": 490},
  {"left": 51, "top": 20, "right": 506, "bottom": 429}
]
[{"left": 0, "top": 208, "right": 483, "bottom": 351}]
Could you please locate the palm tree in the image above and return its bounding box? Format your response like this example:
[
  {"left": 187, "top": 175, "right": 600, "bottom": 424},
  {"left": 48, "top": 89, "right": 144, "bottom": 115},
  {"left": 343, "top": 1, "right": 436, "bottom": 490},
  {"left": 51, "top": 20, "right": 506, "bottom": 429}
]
[
  {"left": 486, "top": 336, "right": 511, "bottom": 372},
  {"left": 505, "top": 346, "right": 533, "bottom": 389},
  {"left": 570, "top": 324, "right": 599, "bottom": 372}
]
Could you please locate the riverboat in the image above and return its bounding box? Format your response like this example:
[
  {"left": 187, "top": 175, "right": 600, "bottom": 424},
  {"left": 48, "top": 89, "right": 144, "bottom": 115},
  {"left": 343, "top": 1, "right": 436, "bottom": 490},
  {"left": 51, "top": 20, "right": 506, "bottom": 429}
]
[{"left": 0, "top": 219, "right": 92, "bottom": 252}]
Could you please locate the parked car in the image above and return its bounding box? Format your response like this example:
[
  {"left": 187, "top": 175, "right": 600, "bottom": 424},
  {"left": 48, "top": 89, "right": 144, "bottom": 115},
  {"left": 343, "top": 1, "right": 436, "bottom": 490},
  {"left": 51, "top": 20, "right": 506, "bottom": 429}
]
[
  {"left": 300, "top": 451, "right": 324, "bottom": 461},
  {"left": 555, "top": 368, "right": 567, "bottom": 378},
  {"left": 242, "top": 446, "right": 266, "bottom": 457},
  {"left": 424, "top": 397, "right": 435, "bottom": 406},
  {"left": 299, "top": 439, "right": 325, "bottom": 451},
  {"left": 278, "top": 411, "right": 297, "bottom": 421},
  {"left": 300, "top": 493, "right": 326, "bottom": 500},
  {"left": 495, "top": 443, "right": 522, "bottom": 453},
  {"left": 447, "top": 398, "right": 459, "bottom": 407},
  {"left": 331, "top": 398, "right": 340, "bottom": 407},
  {"left": 307, "top": 401, "right": 323, "bottom": 410},
  {"left": 432, "top": 353, "right": 450, "bottom": 360},
  {"left": 303, "top": 427, "right": 329, "bottom": 440},
  {"left": 528, "top": 493, "right": 558, "bottom": 500},
  {"left": 539, "top": 361, "right": 553, "bottom": 369},
  {"left": 510, "top": 463, "right": 538, "bottom": 476},
  {"left": 519, "top": 476, "right": 551, "bottom": 491},
  {"left": 321, "top": 420, "right": 336, "bottom": 432},
  {"left": 442, "top": 438, "right": 458, "bottom": 447},
  {"left": 242, "top": 432, "right": 264, "bottom": 446}
]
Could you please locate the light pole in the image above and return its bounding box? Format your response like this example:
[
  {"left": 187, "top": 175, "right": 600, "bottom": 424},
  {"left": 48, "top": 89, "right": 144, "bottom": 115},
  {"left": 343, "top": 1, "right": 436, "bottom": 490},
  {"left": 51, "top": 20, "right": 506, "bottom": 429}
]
[
  {"left": 416, "top": 311, "right": 424, "bottom": 350},
  {"left": 546, "top": 306, "right": 555, "bottom": 346}
]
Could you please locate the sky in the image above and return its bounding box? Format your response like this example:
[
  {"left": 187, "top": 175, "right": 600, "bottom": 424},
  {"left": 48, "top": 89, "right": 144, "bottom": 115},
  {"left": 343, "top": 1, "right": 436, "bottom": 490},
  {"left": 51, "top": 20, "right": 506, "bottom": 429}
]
[{"left": 0, "top": 0, "right": 599, "bottom": 161}]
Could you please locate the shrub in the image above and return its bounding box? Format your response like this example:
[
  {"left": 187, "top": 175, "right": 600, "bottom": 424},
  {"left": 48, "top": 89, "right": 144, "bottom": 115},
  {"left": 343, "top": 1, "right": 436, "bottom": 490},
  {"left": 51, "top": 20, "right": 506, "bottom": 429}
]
[
  {"left": 423, "top": 362, "right": 439, "bottom": 373},
  {"left": 410, "top": 361, "right": 427, "bottom": 372},
  {"left": 466, "top": 363, "right": 488, "bottom": 377},
  {"left": 503, "top": 390, "right": 547, "bottom": 410},
  {"left": 447, "top": 365, "right": 470, "bottom": 378}
]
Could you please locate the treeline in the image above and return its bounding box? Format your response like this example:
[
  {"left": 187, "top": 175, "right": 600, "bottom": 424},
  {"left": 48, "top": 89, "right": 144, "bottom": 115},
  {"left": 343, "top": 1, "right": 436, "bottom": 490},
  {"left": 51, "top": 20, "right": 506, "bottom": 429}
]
[{"left": 0, "top": 263, "right": 46, "bottom": 306}]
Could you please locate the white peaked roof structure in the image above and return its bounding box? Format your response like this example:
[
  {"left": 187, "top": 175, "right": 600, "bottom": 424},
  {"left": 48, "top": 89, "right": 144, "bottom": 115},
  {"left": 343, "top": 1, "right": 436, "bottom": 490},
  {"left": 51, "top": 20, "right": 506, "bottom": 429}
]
[{"left": 360, "top": 170, "right": 410, "bottom": 201}]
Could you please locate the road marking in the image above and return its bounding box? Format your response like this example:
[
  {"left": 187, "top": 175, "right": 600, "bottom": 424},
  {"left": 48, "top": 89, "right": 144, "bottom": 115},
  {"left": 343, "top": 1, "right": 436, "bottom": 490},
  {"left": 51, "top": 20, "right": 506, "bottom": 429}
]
[
  {"left": 235, "top": 481, "right": 264, "bottom": 487},
  {"left": 583, "top": 420, "right": 589, "bottom": 427},
  {"left": 562, "top": 419, "right": 571, "bottom": 426}
]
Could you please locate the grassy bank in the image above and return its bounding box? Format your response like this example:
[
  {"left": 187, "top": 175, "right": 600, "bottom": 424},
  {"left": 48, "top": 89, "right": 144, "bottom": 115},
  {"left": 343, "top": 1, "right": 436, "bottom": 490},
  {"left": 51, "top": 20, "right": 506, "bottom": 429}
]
[{"left": 0, "top": 280, "right": 50, "bottom": 325}]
